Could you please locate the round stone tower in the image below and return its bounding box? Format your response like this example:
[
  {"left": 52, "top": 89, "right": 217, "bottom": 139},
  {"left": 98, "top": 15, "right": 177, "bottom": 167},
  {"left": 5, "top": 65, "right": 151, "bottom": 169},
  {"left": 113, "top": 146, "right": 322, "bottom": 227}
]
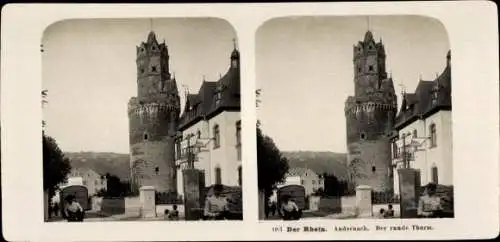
[
  {"left": 344, "top": 30, "right": 397, "bottom": 193},
  {"left": 128, "top": 31, "right": 180, "bottom": 194}
]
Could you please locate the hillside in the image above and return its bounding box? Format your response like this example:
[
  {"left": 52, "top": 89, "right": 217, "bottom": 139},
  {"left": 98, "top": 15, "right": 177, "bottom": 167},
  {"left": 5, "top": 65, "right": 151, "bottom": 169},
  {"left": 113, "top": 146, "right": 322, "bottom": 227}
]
[
  {"left": 64, "top": 152, "right": 130, "bottom": 181},
  {"left": 281, "top": 151, "right": 349, "bottom": 181}
]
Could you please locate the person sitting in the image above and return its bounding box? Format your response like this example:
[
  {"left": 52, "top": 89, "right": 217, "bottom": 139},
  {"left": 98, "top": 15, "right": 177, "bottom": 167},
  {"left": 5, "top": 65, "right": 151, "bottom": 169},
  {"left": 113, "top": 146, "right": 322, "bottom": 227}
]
[
  {"left": 378, "top": 208, "right": 386, "bottom": 219},
  {"left": 64, "top": 195, "right": 84, "bottom": 222},
  {"left": 168, "top": 205, "right": 179, "bottom": 220},
  {"left": 418, "top": 183, "right": 443, "bottom": 218},
  {"left": 384, "top": 204, "right": 395, "bottom": 218},
  {"left": 280, "top": 195, "right": 301, "bottom": 220},
  {"left": 203, "top": 184, "right": 229, "bottom": 220}
]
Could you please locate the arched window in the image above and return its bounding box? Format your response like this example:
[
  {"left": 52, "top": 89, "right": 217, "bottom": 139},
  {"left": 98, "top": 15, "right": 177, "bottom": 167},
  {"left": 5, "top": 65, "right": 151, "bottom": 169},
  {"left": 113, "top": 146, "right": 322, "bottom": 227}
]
[
  {"left": 237, "top": 166, "right": 242, "bottom": 186},
  {"left": 431, "top": 166, "right": 439, "bottom": 184},
  {"left": 213, "top": 125, "right": 220, "bottom": 149},
  {"left": 429, "top": 123, "right": 437, "bottom": 148},
  {"left": 144, "top": 133, "right": 149, "bottom": 140},
  {"left": 215, "top": 167, "right": 222, "bottom": 184}
]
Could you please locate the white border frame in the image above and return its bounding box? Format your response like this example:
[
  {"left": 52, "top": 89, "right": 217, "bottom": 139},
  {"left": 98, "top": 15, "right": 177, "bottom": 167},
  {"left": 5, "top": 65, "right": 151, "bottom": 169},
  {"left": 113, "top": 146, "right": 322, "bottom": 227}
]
[{"left": 1, "top": 2, "right": 498, "bottom": 241}]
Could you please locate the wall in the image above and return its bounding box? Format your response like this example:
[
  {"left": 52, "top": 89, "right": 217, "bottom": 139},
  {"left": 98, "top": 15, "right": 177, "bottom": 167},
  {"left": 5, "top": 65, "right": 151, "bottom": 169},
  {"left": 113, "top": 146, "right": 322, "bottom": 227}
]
[
  {"left": 392, "top": 110, "right": 453, "bottom": 195},
  {"left": 130, "top": 140, "right": 176, "bottom": 193},
  {"left": 176, "top": 111, "right": 241, "bottom": 195},
  {"left": 100, "top": 197, "right": 125, "bottom": 215},
  {"left": 347, "top": 139, "right": 393, "bottom": 192},
  {"left": 176, "top": 119, "right": 210, "bottom": 196},
  {"left": 208, "top": 111, "right": 242, "bottom": 186},
  {"left": 156, "top": 204, "right": 185, "bottom": 218}
]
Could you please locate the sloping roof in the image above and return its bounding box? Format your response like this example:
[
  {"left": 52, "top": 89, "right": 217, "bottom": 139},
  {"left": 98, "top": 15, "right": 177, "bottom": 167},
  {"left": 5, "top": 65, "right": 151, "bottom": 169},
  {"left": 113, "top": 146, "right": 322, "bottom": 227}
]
[
  {"left": 395, "top": 51, "right": 452, "bottom": 129},
  {"left": 178, "top": 48, "right": 240, "bottom": 130},
  {"left": 286, "top": 167, "right": 318, "bottom": 177}
]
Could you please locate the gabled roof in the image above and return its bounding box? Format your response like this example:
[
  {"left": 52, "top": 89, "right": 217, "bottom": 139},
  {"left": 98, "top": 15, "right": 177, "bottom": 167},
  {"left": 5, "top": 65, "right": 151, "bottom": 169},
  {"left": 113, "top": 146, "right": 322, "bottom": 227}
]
[
  {"left": 286, "top": 167, "right": 318, "bottom": 177},
  {"left": 178, "top": 48, "right": 240, "bottom": 131},
  {"left": 395, "top": 51, "right": 452, "bottom": 129}
]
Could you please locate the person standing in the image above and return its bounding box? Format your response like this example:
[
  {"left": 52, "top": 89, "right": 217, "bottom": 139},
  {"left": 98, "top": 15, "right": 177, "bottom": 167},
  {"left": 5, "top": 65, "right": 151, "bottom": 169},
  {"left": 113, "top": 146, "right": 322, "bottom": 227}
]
[
  {"left": 417, "top": 183, "right": 443, "bottom": 218},
  {"left": 203, "top": 184, "right": 229, "bottom": 220}
]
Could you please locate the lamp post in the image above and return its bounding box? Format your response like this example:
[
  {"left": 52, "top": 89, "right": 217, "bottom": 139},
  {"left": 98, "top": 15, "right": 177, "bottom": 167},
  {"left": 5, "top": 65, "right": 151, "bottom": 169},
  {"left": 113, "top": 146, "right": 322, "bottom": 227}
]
[{"left": 396, "top": 133, "right": 429, "bottom": 218}]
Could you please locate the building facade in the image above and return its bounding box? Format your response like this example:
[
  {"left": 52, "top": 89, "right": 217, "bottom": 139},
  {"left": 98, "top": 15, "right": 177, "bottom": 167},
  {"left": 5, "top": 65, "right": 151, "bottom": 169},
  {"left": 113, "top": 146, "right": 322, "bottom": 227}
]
[
  {"left": 60, "top": 167, "right": 107, "bottom": 196},
  {"left": 175, "top": 44, "right": 241, "bottom": 196},
  {"left": 344, "top": 30, "right": 398, "bottom": 193},
  {"left": 128, "top": 31, "right": 181, "bottom": 194},
  {"left": 279, "top": 167, "right": 325, "bottom": 196},
  {"left": 392, "top": 51, "right": 452, "bottom": 195}
]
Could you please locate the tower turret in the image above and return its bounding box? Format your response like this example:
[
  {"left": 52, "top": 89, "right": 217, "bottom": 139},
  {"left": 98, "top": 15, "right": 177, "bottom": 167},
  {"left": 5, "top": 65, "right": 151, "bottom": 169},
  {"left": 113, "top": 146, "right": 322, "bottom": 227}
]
[
  {"left": 230, "top": 38, "right": 240, "bottom": 69},
  {"left": 128, "top": 31, "right": 180, "bottom": 194},
  {"left": 344, "top": 30, "right": 397, "bottom": 193}
]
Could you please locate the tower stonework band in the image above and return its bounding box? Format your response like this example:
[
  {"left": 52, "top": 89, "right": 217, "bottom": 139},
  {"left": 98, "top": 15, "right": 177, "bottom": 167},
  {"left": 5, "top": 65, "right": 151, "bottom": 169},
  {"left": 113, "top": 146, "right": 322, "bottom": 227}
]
[
  {"left": 345, "top": 31, "right": 397, "bottom": 193},
  {"left": 128, "top": 31, "right": 181, "bottom": 194}
]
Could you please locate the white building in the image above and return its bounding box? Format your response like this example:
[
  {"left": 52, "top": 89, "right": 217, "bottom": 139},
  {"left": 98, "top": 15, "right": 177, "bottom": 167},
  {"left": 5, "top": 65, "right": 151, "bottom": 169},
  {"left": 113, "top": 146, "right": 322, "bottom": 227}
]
[
  {"left": 52, "top": 167, "right": 107, "bottom": 203},
  {"left": 391, "top": 51, "right": 452, "bottom": 195},
  {"left": 66, "top": 167, "right": 107, "bottom": 196},
  {"left": 175, "top": 44, "right": 241, "bottom": 196},
  {"left": 278, "top": 167, "right": 324, "bottom": 196}
]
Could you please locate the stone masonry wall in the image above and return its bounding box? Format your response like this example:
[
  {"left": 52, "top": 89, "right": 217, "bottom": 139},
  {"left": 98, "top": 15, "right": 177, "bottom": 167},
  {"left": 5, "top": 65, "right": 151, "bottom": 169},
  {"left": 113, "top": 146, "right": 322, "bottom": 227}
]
[{"left": 347, "top": 139, "right": 393, "bottom": 192}]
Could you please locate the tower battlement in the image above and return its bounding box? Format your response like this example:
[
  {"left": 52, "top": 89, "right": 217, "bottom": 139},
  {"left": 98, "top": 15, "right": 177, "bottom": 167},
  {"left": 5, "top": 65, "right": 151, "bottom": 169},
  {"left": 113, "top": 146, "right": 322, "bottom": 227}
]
[
  {"left": 345, "top": 30, "right": 396, "bottom": 193},
  {"left": 128, "top": 31, "right": 179, "bottom": 194}
]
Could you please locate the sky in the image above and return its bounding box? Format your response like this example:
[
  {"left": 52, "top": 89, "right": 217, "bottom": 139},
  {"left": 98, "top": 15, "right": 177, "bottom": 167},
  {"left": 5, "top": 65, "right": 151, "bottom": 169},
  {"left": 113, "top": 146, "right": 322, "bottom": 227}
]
[
  {"left": 42, "top": 18, "right": 236, "bottom": 153},
  {"left": 256, "top": 15, "right": 450, "bottom": 153}
]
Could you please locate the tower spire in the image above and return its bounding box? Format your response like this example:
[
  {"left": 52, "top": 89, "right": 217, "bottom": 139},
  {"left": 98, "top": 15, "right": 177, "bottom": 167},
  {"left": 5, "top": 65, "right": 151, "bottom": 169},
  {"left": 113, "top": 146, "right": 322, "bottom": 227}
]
[
  {"left": 367, "top": 16, "right": 371, "bottom": 31},
  {"left": 232, "top": 38, "right": 237, "bottom": 50}
]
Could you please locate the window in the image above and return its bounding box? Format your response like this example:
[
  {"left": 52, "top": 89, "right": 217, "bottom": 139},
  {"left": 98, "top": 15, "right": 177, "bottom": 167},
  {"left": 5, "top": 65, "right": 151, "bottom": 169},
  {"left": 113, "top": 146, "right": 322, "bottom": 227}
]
[
  {"left": 360, "top": 132, "right": 366, "bottom": 140},
  {"left": 197, "top": 130, "right": 201, "bottom": 139},
  {"left": 236, "top": 121, "right": 241, "bottom": 161},
  {"left": 215, "top": 167, "right": 222, "bottom": 184},
  {"left": 140, "top": 68, "right": 144, "bottom": 74},
  {"left": 369, "top": 65, "right": 374, "bottom": 71},
  {"left": 175, "top": 138, "right": 182, "bottom": 160},
  {"left": 431, "top": 166, "right": 439, "bottom": 184},
  {"left": 429, "top": 123, "right": 437, "bottom": 148},
  {"left": 155, "top": 167, "right": 159, "bottom": 175},
  {"left": 392, "top": 139, "right": 398, "bottom": 159},
  {"left": 413, "top": 129, "right": 418, "bottom": 138},
  {"left": 152, "top": 66, "right": 157, "bottom": 72},
  {"left": 301, "top": 180, "right": 304, "bottom": 185},
  {"left": 372, "top": 166, "right": 376, "bottom": 173},
  {"left": 358, "top": 67, "right": 362, "bottom": 73},
  {"left": 213, "top": 125, "right": 220, "bottom": 149},
  {"left": 238, "top": 166, "right": 242, "bottom": 186},
  {"left": 144, "top": 133, "right": 148, "bottom": 140}
]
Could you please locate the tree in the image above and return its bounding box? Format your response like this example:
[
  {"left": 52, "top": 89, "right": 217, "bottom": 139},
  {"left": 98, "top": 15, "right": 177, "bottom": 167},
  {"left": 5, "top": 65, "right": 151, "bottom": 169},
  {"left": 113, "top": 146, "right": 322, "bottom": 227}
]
[
  {"left": 257, "top": 125, "right": 289, "bottom": 196},
  {"left": 43, "top": 135, "right": 72, "bottom": 197},
  {"left": 42, "top": 89, "right": 71, "bottom": 197}
]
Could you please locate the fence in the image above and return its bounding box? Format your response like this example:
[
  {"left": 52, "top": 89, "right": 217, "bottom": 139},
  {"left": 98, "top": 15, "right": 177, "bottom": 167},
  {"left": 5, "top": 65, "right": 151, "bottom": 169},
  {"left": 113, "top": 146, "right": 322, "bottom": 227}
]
[
  {"left": 155, "top": 192, "right": 183, "bottom": 205},
  {"left": 100, "top": 197, "right": 125, "bottom": 216},
  {"left": 372, "top": 191, "right": 400, "bottom": 205}
]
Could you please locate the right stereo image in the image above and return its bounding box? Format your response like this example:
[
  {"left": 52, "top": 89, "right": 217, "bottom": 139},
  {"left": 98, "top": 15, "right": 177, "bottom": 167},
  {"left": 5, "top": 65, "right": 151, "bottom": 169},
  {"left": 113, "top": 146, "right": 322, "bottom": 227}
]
[{"left": 255, "top": 15, "right": 454, "bottom": 220}]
